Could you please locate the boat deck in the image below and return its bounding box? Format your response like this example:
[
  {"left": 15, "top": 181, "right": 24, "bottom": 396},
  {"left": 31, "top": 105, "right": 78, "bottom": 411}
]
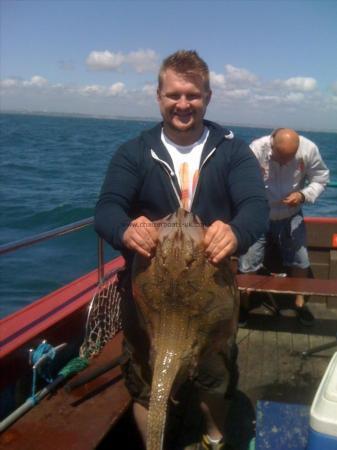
[
  {"left": 229, "top": 300, "right": 337, "bottom": 449},
  {"left": 1, "top": 299, "right": 336, "bottom": 450},
  {"left": 102, "top": 298, "right": 337, "bottom": 450},
  {"left": 238, "top": 299, "right": 337, "bottom": 405}
]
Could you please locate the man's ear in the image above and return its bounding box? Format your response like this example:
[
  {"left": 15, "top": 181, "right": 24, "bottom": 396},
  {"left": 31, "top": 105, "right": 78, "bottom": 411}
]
[{"left": 206, "top": 90, "right": 212, "bottom": 105}]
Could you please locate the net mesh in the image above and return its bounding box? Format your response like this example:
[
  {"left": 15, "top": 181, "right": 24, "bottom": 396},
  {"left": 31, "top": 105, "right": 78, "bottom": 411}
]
[{"left": 79, "top": 272, "right": 122, "bottom": 359}]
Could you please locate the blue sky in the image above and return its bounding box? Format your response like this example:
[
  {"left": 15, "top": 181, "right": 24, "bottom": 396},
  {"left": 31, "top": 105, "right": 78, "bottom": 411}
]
[{"left": 1, "top": 0, "right": 337, "bottom": 131}]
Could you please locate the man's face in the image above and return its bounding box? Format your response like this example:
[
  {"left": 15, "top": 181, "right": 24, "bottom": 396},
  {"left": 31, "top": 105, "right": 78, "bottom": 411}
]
[{"left": 157, "top": 69, "right": 211, "bottom": 137}]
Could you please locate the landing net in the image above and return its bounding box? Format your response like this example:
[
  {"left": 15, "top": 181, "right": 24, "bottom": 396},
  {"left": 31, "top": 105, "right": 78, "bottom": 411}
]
[{"left": 79, "top": 272, "right": 122, "bottom": 359}]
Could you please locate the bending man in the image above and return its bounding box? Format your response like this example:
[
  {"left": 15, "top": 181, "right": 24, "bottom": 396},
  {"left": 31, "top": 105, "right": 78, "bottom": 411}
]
[{"left": 239, "top": 128, "right": 329, "bottom": 326}]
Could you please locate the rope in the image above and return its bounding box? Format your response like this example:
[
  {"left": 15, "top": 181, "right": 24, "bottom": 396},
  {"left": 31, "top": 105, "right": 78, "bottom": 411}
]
[
  {"left": 31, "top": 342, "right": 56, "bottom": 366},
  {"left": 58, "top": 356, "right": 89, "bottom": 378},
  {"left": 29, "top": 348, "right": 89, "bottom": 406},
  {"left": 27, "top": 276, "right": 121, "bottom": 404},
  {"left": 30, "top": 342, "right": 57, "bottom": 402}
]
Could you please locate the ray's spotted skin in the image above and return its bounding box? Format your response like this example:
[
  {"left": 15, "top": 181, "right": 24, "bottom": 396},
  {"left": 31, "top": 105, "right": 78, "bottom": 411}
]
[{"left": 132, "top": 208, "right": 239, "bottom": 450}]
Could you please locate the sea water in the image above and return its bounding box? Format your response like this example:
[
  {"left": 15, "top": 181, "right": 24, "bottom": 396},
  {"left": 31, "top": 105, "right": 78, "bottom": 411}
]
[{"left": 1, "top": 113, "right": 336, "bottom": 318}]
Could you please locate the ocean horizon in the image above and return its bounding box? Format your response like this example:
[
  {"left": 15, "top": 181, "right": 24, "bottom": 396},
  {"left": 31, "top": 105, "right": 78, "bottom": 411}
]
[
  {"left": 1, "top": 112, "right": 336, "bottom": 318},
  {"left": 3, "top": 109, "right": 337, "bottom": 134}
]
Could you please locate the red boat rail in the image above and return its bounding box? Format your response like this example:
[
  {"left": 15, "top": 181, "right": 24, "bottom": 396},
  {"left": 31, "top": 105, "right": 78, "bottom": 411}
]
[
  {"left": 0, "top": 257, "right": 125, "bottom": 359},
  {"left": 1, "top": 215, "right": 336, "bottom": 358}
]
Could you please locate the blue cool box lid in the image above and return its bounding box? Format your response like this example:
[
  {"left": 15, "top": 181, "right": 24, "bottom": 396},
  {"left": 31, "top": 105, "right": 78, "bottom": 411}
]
[{"left": 255, "top": 401, "right": 309, "bottom": 450}]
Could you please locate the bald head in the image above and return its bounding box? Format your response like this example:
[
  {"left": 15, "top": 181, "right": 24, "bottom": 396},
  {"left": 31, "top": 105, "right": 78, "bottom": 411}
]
[{"left": 271, "top": 128, "right": 300, "bottom": 164}]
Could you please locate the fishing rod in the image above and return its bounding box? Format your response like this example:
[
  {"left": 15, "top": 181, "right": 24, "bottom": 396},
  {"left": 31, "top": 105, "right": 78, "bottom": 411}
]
[{"left": 0, "top": 342, "right": 88, "bottom": 433}]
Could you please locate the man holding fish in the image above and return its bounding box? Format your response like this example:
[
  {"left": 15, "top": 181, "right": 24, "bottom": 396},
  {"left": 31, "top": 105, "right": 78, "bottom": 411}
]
[{"left": 95, "top": 50, "right": 269, "bottom": 449}]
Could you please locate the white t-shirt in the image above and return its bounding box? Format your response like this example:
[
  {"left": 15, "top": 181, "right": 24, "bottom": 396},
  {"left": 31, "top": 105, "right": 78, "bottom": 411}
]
[{"left": 161, "top": 127, "right": 209, "bottom": 210}]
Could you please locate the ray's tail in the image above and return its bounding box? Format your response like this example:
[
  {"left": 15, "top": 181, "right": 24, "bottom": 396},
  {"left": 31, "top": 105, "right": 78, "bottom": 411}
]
[{"left": 146, "top": 311, "right": 195, "bottom": 450}]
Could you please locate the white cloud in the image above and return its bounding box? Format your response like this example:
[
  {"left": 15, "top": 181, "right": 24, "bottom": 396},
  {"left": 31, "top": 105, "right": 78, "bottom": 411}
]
[
  {"left": 23, "top": 75, "right": 48, "bottom": 87},
  {"left": 80, "top": 84, "right": 106, "bottom": 96},
  {"left": 1, "top": 67, "right": 336, "bottom": 130},
  {"left": 1, "top": 76, "right": 48, "bottom": 90},
  {"left": 210, "top": 67, "right": 256, "bottom": 104},
  {"left": 127, "top": 49, "right": 158, "bottom": 73},
  {"left": 330, "top": 81, "right": 337, "bottom": 95},
  {"left": 0, "top": 78, "right": 19, "bottom": 88},
  {"left": 210, "top": 71, "right": 226, "bottom": 88},
  {"left": 108, "top": 82, "right": 126, "bottom": 96},
  {"left": 252, "top": 91, "right": 305, "bottom": 106},
  {"left": 86, "top": 50, "right": 124, "bottom": 71},
  {"left": 209, "top": 64, "right": 321, "bottom": 113},
  {"left": 142, "top": 83, "right": 156, "bottom": 96},
  {"left": 86, "top": 49, "right": 159, "bottom": 73},
  {"left": 210, "top": 65, "right": 258, "bottom": 91},
  {"left": 224, "top": 64, "right": 258, "bottom": 85},
  {"left": 0, "top": 75, "right": 129, "bottom": 99},
  {"left": 284, "top": 92, "right": 305, "bottom": 103},
  {"left": 274, "top": 77, "right": 317, "bottom": 92},
  {"left": 78, "top": 82, "right": 126, "bottom": 97},
  {"left": 226, "top": 88, "right": 250, "bottom": 99},
  {"left": 253, "top": 94, "right": 280, "bottom": 103},
  {"left": 52, "top": 83, "right": 66, "bottom": 90}
]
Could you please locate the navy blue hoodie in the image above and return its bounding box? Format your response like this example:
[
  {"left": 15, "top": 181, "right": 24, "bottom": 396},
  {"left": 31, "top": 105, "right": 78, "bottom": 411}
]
[{"left": 95, "top": 120, "right": 269, "bottom": 260}]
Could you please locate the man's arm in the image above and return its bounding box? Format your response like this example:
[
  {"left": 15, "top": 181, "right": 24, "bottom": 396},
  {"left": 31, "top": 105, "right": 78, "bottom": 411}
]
[
  {"left": 300, "top": 142, "right": 330, "bottom": 203},
  {"left": 94, "top": 140, "right": 143, "bottom": 250}
]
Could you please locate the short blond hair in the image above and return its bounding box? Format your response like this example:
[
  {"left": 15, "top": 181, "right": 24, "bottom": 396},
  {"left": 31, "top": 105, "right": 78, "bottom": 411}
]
[{"left": 158, "top": 50, "right": 210, "bottom": 91}]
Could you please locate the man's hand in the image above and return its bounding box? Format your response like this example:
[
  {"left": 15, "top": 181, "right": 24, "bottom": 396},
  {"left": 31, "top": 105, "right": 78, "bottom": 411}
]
[
  {"left": 203, "top": 220, "right": 238, "bottom": 264},
  {"left": 122, "top": 216, "right": 158, "bottom": 258},
  {"left": 282, "top": 191, "right": 305, "bottom": 207}
]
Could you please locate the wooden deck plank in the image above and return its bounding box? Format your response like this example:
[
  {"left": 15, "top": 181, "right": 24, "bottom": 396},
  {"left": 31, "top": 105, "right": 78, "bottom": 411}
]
[
  {"left": 261, "top": 331, "right": 278, "bottom": 387},
  {"left": 240, "top": 330, "right": 264, "bottom": 398},
  {"left": 308, "top": 335, "right": 326, "bottom": 378},
  {"left": 276, "top": 331, "right": 294, "bottom": 386},
  {"left": 236, "top": 328, "right": 250, "bottom": 388},
  {"left": 237, "top": 301, "right": 337, "bottom": 410}
]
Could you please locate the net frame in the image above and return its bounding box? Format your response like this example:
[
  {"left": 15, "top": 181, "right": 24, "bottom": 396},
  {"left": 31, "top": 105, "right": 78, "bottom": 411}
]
[{"left": 79, "top": 269, "right": 122, "bottom": 359}]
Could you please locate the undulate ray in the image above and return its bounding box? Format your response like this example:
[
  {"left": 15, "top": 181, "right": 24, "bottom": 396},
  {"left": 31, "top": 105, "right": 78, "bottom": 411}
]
[{"left": 132, "top": 208, "right": 239, "bottom": 450}]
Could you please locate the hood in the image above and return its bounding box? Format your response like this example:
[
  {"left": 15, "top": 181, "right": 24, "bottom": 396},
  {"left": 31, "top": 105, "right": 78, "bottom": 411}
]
[{"left": 140, "top": 120, "right": 234, "bottom": 167}]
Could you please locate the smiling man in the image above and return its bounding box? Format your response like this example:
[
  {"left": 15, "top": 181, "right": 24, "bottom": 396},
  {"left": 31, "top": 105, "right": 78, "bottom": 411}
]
[
  {"left": 95, "top": 50, "right": 269, "bottom": 449},
  {"left": 157, "top": 59, "right": 211, "bottom": 145}
]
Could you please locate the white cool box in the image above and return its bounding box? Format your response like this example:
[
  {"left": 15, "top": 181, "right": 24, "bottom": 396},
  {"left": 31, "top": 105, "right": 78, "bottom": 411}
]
[{"left": 307, "top": 351, "right": 337, "bottom": 449}]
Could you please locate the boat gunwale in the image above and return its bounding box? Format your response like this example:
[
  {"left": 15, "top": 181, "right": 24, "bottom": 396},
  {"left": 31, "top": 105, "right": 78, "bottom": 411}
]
[
  {"left": 0, "top": 257, "right": 125, "bottom": 359},
  {"left": 1, "top": 215, "right": 336, "bottom": 359}
]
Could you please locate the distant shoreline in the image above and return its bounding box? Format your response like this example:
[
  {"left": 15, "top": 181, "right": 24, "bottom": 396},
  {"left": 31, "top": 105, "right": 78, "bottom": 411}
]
[
  {"left": 0, "top": 109, "right": 159, "bottom": 124},
  {"left": 1, "top": 109, "right": 336, "bottom": 134}
]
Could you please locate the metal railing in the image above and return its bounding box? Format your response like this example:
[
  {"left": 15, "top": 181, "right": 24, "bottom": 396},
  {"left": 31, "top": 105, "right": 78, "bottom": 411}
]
[
  {"left": 1, "top": 180, "right": 336, "bottom": 283},
  {"left": 0, "top": 216, "right": 106, "bottom": 284}
]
